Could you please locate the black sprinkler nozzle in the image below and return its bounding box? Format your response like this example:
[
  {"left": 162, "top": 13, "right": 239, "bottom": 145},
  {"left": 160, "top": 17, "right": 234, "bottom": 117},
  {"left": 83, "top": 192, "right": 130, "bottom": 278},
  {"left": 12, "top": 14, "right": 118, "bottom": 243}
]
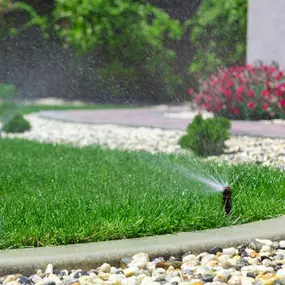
[{"left": 222, "top": 186, "right": 232, "bottom": 216}]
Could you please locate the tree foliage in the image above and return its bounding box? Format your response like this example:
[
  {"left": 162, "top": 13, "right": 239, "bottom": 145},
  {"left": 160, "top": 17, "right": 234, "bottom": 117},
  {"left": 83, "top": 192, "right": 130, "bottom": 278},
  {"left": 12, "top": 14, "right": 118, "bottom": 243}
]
[
  {"left": 13, "top": 0, "right": 184, "bottom": 98},
  {"left": 0, "top": 0, "right": 15, "bottom": 13},
  {"left": 188, "top": 0, "right": 247, "bottom": 77}
]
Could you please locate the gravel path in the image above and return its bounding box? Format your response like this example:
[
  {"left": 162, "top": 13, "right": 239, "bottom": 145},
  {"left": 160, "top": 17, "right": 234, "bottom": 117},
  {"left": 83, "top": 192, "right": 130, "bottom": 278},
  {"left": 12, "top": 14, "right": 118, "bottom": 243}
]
[
  {"left": 209, "top": 137, "right": 285, "bottom": 170},
  {"left": 3, "top": 239, "right": 285, "bottom": 285},
  {"left": 2, "top": 113, "right": 285, "bottom": 169},
  {"left": 1, "top": 114, "right": 183, "bottom": 154}
]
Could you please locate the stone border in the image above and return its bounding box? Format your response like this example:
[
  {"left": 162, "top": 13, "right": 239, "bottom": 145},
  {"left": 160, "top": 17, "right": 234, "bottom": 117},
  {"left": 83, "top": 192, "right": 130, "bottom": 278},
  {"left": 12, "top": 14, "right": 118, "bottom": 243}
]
[{"left": 1, "top": 215, "right": 285, "bottom": 276}]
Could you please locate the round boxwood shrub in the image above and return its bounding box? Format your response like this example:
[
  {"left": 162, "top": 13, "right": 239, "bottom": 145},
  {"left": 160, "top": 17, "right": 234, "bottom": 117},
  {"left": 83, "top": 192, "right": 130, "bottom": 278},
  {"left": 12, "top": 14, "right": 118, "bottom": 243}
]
[
  {"left": 2, "top": 113, "right": 31, "bottom": 133},
  {"left": 179, "top": 114, "right": 231, "bottom": 156}
]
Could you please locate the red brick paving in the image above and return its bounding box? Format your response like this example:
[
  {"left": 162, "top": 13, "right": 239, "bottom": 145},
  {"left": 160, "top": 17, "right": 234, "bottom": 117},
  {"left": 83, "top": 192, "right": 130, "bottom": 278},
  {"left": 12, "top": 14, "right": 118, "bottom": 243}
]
[{"left": 40, "top": 108, "right": 285, "bottom": 138}]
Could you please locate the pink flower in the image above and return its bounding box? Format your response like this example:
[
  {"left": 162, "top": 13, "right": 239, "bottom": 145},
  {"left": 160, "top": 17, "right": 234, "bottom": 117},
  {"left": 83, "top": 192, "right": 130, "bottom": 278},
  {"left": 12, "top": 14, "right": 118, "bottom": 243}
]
[
  {"left": 263, "top": 103, "right": 269, "bottom": 110},
  {"left": 187, "top": 88, "right": 194, "bottom": 95},
  {"left": 211, "top": 79, "right": 218, "bottom": 86},
  {"left": 235, "top": 94, "right": 244, "bottom": 102},
  {"left": 245, "top": 64, "right": 253, "bottom": 71},
  {"left": 247, "top": 102, "right": 255, "bottom": 109},
  {"left": 235, "top": 66, "right": 244, "bottom": 73},
  {"left": 224, "top": 89, "right": 232, "bottom": 97},
  {"left": 279, "top": 99, "right": 285, "bottom": 107},
  {"left": 268, "top": 93, "right": 274, "bottom": 101},
  {"left": 276, "top": 71, "right": 283, "bottom": 80},
  {"left": 194, "top": 94, "right": 203, "bottom": 102},
  {"left": 231, "top": 107, "right": 240, "bottom": 116},
  {"left": 261, "top": 89, "right": 269, "bottom": 97},
  {"left": 204, "top": 103, "right": 212, "bottom": 111},
  {"left": 248, "top": 89, "right": 255, "bottom": 97},
  {"left": 227, "top": 80, "right": 234, "bottom": 88},
  {"left": 236, "top": 73, "right": 242, "bottom": 79},
  {"left": 268, "top": 67, "right": 276, "bottom": 74},
  {"left": 277, "top": 90, "right": 283, "bottom": 97},
  {"left": 261, "top": 65, "right": 268, "bottom": 71},
  {"left": 214, "top": 101, "right": 223, "bottom": 112},
  {"left": 236, "top": 86, "right": 245, "bottom": 94}
]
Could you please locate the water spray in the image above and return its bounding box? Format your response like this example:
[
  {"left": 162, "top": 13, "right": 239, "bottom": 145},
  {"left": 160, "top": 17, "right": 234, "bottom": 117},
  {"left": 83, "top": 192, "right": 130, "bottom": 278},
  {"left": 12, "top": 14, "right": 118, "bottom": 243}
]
[
  {"left": 166, "top": 164, "right": 233, "bottom": 216},
  {"left": 222, "top": 186, "right": 232, "bottom": 216}
]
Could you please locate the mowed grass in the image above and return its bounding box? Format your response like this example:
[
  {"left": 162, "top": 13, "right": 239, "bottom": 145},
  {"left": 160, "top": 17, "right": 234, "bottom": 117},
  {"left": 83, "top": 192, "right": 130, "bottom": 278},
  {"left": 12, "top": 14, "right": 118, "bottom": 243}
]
[
  {"left": 19, "top": 104, "right": 140, "bottom": 115},
  {"left": 0, "top": 139, "right": 284, "bottom": 249}
]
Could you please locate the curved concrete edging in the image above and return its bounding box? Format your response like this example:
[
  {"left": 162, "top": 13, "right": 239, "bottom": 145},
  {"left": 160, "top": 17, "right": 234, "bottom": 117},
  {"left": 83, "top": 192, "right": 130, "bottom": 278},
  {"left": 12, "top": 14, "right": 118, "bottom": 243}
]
[{"left": 1, "top": 215, "right": 285, "bottom": 276}]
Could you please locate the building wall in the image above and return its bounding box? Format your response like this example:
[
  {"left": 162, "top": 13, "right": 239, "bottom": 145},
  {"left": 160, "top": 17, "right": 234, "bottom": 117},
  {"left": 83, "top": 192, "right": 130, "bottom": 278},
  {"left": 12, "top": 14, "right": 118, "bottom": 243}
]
[{"left": 247, "top": 0, "right": 285, "bottom": 69}]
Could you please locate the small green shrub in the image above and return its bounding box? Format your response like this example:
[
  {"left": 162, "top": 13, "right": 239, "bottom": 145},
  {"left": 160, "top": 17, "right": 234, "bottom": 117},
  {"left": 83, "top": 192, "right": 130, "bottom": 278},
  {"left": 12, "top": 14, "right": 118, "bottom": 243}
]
[
  {"left": 3, "top": 113, "right": 31, "bottom": 133},
  {"left": 0, "top": 84, "right": 17, "bottom": 99},
  {"left": 0, "top": 84, "right": 17, "bottom": 121},
  {"left": 179, "top": 114, "right": 231, "bottom": 156}
]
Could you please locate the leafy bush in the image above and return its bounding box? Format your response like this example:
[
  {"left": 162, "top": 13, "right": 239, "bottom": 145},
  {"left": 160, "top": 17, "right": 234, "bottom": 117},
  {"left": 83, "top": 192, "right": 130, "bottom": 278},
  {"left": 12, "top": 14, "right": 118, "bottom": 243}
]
[
  {"left": 188, "top": 0, "right": 247, "bottom": 76},
  {"left": 190, "top": 63, "right": 285, "bottom": 120},
  {"left": 14, "top": 1, "right": 183, "bottom": 99},
  {"left": 3, "top": 113, "right": 31, "bottom": 133},
  {"left": 0, "top": 84, "right": 31, "bottom": 133},
  {"left": 179, "top": 114, "right": 231, "bottom": 156},
  {"left": 0, "top": 0, "right": 15, "bottom": 13}
]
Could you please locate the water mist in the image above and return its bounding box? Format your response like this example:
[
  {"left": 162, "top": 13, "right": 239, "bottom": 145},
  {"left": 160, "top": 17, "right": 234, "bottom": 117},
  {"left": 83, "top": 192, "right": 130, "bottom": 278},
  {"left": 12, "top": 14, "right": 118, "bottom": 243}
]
[{"left": 170, "top": 164, "right": 233, "bottom": 216}]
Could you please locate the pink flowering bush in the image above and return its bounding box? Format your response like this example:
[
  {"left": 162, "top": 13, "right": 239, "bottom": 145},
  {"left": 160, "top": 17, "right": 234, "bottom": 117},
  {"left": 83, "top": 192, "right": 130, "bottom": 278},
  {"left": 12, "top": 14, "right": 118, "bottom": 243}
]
[{"left": 188, "top": 63, "right": 285, "bottom": 120}]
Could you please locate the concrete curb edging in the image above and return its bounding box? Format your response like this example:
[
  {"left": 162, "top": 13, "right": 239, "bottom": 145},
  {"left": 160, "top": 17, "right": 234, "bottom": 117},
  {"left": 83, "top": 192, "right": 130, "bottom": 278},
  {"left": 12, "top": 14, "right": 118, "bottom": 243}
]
[{"left": 1, "top": 215, "right": 285, "bottom": 276}]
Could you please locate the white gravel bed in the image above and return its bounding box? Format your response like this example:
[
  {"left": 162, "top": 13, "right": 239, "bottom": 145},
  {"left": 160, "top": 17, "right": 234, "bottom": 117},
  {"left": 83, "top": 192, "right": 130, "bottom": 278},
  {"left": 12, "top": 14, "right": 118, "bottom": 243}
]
[
  {"left": 1, "top": 114, "right": 183, "bottom": 154},
  {"left": 2, "top": 113, "right": 285, "bottom": 169},
  {"left": 208, "top": 137, "right": 285, "bottom": 170},
  {"left": 3, "top": 239, "right": 285, "bottom": 285}
]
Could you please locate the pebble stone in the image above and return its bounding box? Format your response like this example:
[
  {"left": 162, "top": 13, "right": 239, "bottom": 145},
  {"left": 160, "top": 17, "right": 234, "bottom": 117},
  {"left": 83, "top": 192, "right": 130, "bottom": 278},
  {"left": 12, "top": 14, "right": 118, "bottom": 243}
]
[
  {"left": 208, "top": 136, "right": 285, "bottom": 170},
  {"left": 3, "top": 240, "right": 285, "bottom": 285}
]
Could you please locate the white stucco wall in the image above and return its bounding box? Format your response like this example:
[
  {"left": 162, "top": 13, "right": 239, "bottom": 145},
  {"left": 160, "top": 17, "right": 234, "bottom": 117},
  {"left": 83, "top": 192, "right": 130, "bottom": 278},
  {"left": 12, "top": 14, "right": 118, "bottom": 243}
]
[{"left": 247, "top": 0, "right": 285, "bottom": 69}]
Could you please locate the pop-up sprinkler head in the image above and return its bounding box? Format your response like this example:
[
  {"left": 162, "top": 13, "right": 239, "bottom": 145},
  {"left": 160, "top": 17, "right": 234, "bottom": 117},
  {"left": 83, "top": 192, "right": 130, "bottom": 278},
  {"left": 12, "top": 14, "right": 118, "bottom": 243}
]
[{"left": 222, "top": 186, "right": 232, "bottom": 216}]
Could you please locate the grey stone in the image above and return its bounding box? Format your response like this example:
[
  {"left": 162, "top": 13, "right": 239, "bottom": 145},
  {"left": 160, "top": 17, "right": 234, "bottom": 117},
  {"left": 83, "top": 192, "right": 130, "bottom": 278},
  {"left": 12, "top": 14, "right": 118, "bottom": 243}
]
[
  {"left": 43, "top": 282, "right": 56, "bottom": 285},
  {"left": 17, "top": 278, "right": 32, "bottom": 285},
  {"left": 73, "top": 271, "right": 88, "bottom": 279},
  {"left": 202, "top": 276, "right": 214, "bottom": 283},
  {"left": 208, "top": 247, "right": 223, "bottom": 255}
]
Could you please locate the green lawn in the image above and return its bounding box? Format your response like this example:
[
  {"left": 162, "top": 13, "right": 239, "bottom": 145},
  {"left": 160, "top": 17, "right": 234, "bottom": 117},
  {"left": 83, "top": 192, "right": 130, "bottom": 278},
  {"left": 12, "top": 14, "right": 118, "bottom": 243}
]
[
  {"left": 19, "top": 104, "right": 140, "bottom": 115},
  {"left": 0, "top": 139, "right": 284, "bottom": 249}
]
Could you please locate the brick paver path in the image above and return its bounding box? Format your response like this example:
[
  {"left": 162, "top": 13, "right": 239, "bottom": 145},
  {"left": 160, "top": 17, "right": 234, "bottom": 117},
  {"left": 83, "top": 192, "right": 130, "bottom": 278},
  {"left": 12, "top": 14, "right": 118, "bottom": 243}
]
[{"left": 40, "top": 108, "right": 285, "bottom": 138}]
